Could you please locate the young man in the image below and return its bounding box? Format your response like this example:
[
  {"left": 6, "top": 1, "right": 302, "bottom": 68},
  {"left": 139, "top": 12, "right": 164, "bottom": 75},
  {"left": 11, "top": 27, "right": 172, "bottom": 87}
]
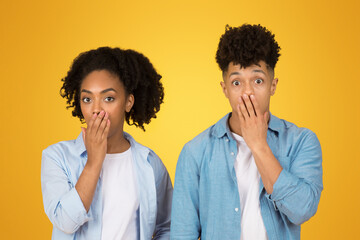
[{"left": 170, "top": 24, "right": 323, "bottom": 240}]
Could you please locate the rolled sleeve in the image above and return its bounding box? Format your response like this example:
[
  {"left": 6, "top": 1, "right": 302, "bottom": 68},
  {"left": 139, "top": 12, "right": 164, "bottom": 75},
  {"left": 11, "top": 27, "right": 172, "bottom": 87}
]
[
  {"left": 268, "top": 169, "right": 300, "bottom": 201},
  {"left": 60, "top": 188, "right": 91, "bottom": 227},
  {"left": 41, "top": 148, "right": 91, "bottom": 234},
  {"left": 265, "top": 130, "right": 323, "bottom": 225}
]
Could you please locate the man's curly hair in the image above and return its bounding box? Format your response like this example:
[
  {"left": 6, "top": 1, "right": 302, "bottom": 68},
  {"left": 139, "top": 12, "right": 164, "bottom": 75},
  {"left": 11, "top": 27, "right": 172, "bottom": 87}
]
[
  {"left": 60, "top": 47, "right": 164, "bottom": 131},
  {"left": 216, "top": 24, "right": 281, "bottom": 73}
]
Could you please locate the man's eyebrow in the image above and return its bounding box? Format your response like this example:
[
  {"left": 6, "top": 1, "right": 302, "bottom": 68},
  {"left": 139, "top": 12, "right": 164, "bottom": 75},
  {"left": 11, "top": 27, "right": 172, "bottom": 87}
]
[
  {"left": 229, "top": 72, "right": 241, "bottom": 77},
  {"left": 80, "top": 88, "right": 117, "bottom": 94},
  {"left": 253, "top": 69, "right": 266, "bottom": 74}
]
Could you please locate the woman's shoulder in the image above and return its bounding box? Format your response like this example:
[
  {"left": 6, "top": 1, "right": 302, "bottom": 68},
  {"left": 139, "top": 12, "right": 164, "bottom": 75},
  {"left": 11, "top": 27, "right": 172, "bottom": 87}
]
[
  {"left": 125, "top": 132, "right": 167, "bottom": 173},
  {"left": 42, "top": 133, "right": 85, "bottom": 160}
]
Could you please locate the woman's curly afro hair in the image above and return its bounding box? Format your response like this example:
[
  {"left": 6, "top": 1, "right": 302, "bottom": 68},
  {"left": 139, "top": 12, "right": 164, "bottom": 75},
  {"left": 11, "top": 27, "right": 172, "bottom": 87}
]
[
  {"left": 216, "top": 24, "right": 281, "bottom": 72},
  {"left": 60, "top": 47, "right": 164, "bottom": 131}
]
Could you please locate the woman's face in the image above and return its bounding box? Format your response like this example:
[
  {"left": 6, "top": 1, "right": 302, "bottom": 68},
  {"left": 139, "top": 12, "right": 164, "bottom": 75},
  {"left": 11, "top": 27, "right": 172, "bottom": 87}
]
[{"left": 79, "top": 70, "right": 134, "bottom": 139}]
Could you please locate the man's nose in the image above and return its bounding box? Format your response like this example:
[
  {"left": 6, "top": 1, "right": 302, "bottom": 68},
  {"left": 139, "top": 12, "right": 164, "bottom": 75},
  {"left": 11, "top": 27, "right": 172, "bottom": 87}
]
[{"left": 243, "top": 82, "right": 254, "bottom": 96}]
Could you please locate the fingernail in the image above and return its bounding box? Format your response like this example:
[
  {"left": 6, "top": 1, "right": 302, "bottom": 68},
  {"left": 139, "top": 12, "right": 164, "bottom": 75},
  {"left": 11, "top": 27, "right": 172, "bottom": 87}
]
[
  {"left": 243, "top": 94, "right": 248, "bottom": 98},
  {"left": 250, "top": 95, "right": 255, "bottom": 99}
]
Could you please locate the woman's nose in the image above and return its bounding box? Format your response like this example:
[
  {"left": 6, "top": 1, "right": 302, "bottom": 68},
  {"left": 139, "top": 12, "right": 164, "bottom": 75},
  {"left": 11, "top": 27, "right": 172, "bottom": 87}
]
[{"left": 92, "top": 100, "right": 103, "bottom": 115}]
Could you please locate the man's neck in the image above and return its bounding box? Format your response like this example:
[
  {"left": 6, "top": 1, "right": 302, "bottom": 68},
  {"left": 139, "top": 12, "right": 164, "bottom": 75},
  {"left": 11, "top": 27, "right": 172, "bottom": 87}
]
[{"left": 228, "top": 113, "right": 243, "bottom": 136}]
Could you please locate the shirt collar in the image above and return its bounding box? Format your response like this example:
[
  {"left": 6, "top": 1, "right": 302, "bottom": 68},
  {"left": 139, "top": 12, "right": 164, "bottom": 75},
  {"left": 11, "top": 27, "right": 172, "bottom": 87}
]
[
  {"left": 268, "top": 113, "right": 282, "bottom": 133},
  {"left": 213, "top": 112, "right": 281, "bottom": 139},
  {"left": 123, "top": 132, "right": 139, "bottom": 148},
  {"left": 213, "top": 113, "right": 232, "bottom": 138},
  {"left": 75, "top": 132, "right": 87, "bottom": 156}
]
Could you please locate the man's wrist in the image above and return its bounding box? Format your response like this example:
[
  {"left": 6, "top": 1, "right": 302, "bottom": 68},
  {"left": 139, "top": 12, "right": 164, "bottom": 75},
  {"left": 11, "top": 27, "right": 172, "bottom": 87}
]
[{"left": 249, "top": 141, "right": 271, "bottom": 156}]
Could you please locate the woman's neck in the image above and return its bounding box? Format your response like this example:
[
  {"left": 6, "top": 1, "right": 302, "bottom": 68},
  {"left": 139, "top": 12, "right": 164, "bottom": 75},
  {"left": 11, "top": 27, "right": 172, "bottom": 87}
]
[{"left": 106, "top": 131, "right": 131, "bottom": 154}]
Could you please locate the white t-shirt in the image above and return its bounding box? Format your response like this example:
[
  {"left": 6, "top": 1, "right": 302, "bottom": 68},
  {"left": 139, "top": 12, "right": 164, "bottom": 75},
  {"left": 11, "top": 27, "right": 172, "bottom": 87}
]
[
  {"left": 232, "top": 132, "right": 268, "bottom": 240},
  {"left": 101, "top": 147, "right": 140, "bottom": 240}
]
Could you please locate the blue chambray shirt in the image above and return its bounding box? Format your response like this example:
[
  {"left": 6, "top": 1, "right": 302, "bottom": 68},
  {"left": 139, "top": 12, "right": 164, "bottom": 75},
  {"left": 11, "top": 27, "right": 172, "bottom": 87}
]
[
  {"left": 170, "top": 113, "right": 323, "bottom": 240},
  {"left": 41, "top": 132, "right": 173, "bottom": 240}
]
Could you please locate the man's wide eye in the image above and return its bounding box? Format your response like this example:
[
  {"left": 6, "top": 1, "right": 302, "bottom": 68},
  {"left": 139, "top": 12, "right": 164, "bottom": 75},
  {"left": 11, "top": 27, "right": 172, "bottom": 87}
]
[
  {"left": 255, "top": 79, "right": 263, "bottom": 84},
  {"left": 232, "top": 80, "right": 240, "bottom": 86}
]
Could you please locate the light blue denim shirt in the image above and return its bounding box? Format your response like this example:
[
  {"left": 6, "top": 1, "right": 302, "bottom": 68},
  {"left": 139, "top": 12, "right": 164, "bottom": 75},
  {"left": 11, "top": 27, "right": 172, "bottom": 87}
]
[
  {"left": 41, "top": 132, "right": 173, "bottom": 240},
  {"left": 170, "top": 113, "right": 323, "bottom": 240}
]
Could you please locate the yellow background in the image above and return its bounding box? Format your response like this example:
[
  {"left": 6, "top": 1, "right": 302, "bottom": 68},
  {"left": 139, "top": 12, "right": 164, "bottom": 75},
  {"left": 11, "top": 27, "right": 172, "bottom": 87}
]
[{"left": 1, "top": 0, "right": 359, "bottom": 239}]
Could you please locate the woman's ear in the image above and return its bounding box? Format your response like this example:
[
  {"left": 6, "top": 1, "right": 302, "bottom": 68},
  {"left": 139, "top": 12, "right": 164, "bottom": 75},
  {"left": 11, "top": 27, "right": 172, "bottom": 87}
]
[{"left": 125, "top": 94, "right": 135, "bottom": 112}]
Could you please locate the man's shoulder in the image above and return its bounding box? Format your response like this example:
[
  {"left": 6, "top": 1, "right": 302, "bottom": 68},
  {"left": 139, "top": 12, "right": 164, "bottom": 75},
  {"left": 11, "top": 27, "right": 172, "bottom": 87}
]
[
  {"left": 272, "top": 115, "right": 320, "bottom": 156},
  {"left": 182, "top": 114, "right": 228, "bottom": 154},
  {"left": 272, "top": 114, "right": 316, "bottom": 138},
  {"left": 185, "top": 125, "right": 214, "bottom": 148}
]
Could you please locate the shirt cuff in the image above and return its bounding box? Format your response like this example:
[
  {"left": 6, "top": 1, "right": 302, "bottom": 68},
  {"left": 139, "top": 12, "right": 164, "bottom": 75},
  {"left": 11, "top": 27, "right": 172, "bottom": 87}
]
[
  {"left": 265, "top": 169, "right": 299, "bottom": 209},
  {"left": 60, "top": 187, "right": 91, "bottom": 225}
]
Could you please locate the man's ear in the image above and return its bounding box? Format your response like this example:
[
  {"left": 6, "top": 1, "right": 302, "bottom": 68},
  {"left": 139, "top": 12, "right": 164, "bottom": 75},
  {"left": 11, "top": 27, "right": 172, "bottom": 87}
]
[
  {"left": 125, "top": 94, "right": 135, "bottom": 112},
  {"left": 220, "top": 81, "right": 229, "bottom": 98},
  {"left": 271, "top": 78, "right": 278, "bottom": 96}
]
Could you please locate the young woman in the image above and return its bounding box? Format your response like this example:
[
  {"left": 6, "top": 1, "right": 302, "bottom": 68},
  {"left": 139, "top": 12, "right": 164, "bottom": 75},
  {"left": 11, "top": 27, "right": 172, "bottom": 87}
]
[{"left": 41, "top": 47, "right": 172, "bottom": 240}]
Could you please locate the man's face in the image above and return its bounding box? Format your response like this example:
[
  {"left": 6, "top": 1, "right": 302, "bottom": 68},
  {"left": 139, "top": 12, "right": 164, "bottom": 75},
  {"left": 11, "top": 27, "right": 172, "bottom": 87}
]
[{"left": 221, "top": 61, "right": 278, "bottom": 117}]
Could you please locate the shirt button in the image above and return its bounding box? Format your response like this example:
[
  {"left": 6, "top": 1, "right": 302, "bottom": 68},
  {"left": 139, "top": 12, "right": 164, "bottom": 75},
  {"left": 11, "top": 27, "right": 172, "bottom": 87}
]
[
  {"left": 231, "top": 152, "right": 234, "bottom": 156},
  {"left": 225, "top": 138, "right": 229, "bottom": 142},
  {"left": 235, "top": 208, "right": 239, "bottom": 212}
]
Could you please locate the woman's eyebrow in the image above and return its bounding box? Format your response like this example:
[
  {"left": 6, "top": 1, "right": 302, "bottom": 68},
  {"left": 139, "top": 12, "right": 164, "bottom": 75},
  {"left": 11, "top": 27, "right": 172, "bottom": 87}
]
[
  {"left": 81, "top": 89, "right": 92, "bottom": 94},
  {"left": 80, "top": 88, "right": 117, "bottom": 94},
  {"left": 101, "top": 88, "right": 117, "bottom": 93}
]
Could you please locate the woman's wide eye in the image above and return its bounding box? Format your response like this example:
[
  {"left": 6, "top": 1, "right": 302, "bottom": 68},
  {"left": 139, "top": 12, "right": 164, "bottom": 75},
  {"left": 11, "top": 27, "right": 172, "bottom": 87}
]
[
  {"left": 255, "top": 79, "right": 263, "bottom": 84},
  {"left": 105, "top": 97, "right": 114, "bottom": 102},
  {"left": 232, "top": 80, "right": 240, "bottom": 86},
  {"left": 82, "top": 97, "right": 91, "bottom": 103}
]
